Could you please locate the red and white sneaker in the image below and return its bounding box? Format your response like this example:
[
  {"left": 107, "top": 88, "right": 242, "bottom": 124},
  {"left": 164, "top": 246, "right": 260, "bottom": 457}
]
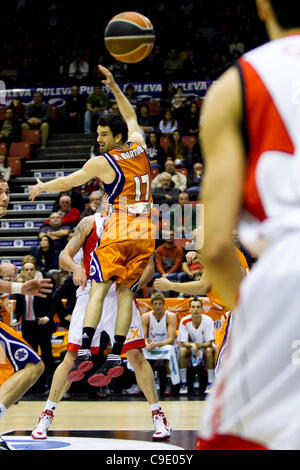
[
  {"left": 152, "top": 410, "right": 172, "bottom": 440},
  {"left": 31, "top": 409, "right": 54, "bottom": 440}
]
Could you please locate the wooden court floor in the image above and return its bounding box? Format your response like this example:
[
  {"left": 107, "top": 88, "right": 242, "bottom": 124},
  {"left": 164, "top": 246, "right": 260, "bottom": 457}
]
[{"left": 0, "top": 396, "right": 206, "bottom": 450}]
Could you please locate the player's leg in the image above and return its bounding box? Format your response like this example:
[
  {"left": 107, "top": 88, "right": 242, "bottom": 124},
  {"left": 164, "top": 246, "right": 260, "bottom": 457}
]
[
  {"left": 0, "top": 361, "right": 44, "bottom": 416},
  {"left": 126, "top": 348, "right": 172, "bottom": 440},
  {"left": 31, "top": 351, "right": 76, "bottom": 439},
  {"left": 204, "top": 346, "right": 215, "bottom": 393},
  {"left": 179, "top": 346, "right": 189, "bottom": 395}
]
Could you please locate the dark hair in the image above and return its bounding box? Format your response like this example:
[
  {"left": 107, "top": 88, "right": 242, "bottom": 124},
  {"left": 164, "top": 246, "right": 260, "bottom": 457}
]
[
  {"left": 189, "top": 297, "right": 202, "bottom": 307},
  {"left": 97, "top": 113, "right": 128, "bottom": 143},
  {"left": 270, "top": 0, "right": 300, "bottom": 28}
]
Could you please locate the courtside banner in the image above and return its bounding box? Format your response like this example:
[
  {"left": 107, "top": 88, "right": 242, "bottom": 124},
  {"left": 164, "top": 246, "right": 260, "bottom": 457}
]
[{"left": 0, "top": 80, "right": 212, "bottom": 108}]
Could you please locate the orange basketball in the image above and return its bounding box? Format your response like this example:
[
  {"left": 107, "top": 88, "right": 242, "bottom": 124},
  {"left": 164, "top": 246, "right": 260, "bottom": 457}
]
[{"left": 104, "top": 12, "right": 155, "bottom": 64}]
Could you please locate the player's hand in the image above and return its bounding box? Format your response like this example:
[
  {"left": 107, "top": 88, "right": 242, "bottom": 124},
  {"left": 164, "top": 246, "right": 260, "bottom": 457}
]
[
  {"left": 21, "top": 279, "right": 53, "bottom": 297},
  {"left": 38, "top": 316, "right": 49, "bottom": 325},
  {"left": 73, "top": 265, "right": 87, "bottom": 288},
  {"left": 153, "top": 277, "right": 172, "bottom": 291},
  {"left": 146, "top": 342, "right": 158, "bottom": 352},
  {"left": 28, "top": 178, "right": 44, "bottom": 201},
  {"left": 98, "top": 65, "right": 117, "bottom": 90},
  {"left": 0, "top": 263, "right": 18, "bottom": 281}
]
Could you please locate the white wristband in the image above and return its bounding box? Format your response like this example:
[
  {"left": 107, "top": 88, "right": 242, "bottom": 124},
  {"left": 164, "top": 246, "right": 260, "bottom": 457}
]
[{"left": 11, "top": 282, "right": 23, "bottom": 294}]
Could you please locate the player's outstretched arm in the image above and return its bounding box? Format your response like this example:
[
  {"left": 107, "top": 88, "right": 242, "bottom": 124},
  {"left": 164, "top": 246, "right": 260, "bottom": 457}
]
[
  {"left": 98, "top": 65, "right": 145, "bottom": 147},
  {"left": 59, "top": 216, "right": 94, "bottom": 287},
  {"left": 153, "top": 270, "right": 211, "bottom": 296},
  {"left": 28, "top": 157, "right": 109, "bottom": 201},
  {"left": 1, "top": 278, "right": 53, "bottom": 297}
]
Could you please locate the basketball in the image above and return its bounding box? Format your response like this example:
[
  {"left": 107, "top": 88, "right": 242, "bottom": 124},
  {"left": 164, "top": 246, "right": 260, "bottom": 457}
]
[{"left": 104, "top": 12, "right": 155, "bottom": 64}]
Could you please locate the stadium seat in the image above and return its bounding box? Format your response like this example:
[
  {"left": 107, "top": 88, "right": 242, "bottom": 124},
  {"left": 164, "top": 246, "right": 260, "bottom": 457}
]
[
  {"left": 159, "top": 136, "right": 169, "bottom": 153},
  {"left": 176, "top": 167, "right": 188, "bottom": 177},
  {"left": 182, "top": 136, "right": 196, "bottom": 152},
  {"left": 50, "top": 105, "right": 58, "bottom": 120},
  {"left": 147, "top": 100, "right": 161, "bottom": 117},
  {"left": 7, "top": 156, "right": 23, "bottom": 176},
  {"left": 0, "top": 107, "right": 7, "bottom": 121},
  {"left": 21, "top": 129, "right": 41, "bottom": 146},
  {"left": 0, "top": 143, "right": 7, "bottom": 154},
  {"left": 151, "top": 167, "right": 159, "bottom": 179},
  {"left": 8, "top": 142, "right": 31, "bottom": 159}
]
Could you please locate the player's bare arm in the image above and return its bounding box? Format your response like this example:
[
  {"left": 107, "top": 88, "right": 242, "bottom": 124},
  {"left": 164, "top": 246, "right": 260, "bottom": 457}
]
[
  {"left": 1, "top": 278, "right": 53, "bottom": 297},
  {"left": 137, "top": 256, "right": 155, "bottom": 290},
  {"left": 98, "top": 64, "right": 146, "bottom": 147},
  {"left": 28, "top": 156, "right": 115, "bottom": 201},
  {"left": 59, "top": 216, "right": 94, "bottom": 287},
  {"left": 200, "top": 66, "right": 246, "bottom": 310},
  {"left": 154, "top": 270, "right": 211, "bottom": 296}
]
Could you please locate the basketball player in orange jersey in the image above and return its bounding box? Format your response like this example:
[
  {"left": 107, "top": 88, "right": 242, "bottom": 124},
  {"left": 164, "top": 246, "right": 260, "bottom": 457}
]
[
  {"left": 0, "top": 175, "right": 53, "bottom": 450},
  {"left": 196, "top": 0, "right": 300, "bottom": 450},
  {"left": 32, "top": 214, "right": 171, "bottom": 441},
  {"left": 28, "top": 65, "right": 155, "bottom": 385}
]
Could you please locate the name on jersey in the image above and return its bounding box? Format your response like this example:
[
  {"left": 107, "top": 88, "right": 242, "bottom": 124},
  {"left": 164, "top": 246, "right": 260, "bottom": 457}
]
[{"left": 112, "top": 146, "right": 143, "bottom": 161}]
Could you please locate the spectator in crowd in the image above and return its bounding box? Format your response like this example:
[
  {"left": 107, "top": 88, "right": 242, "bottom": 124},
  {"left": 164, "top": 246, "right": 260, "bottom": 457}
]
[
  {"left": 145, "top": 131, "right": 166, "bottom": 171},
  {"left": 160, "top": 82, "right": 176, "bottom": 111},
  {"left": 159, "top": 109, "right": 178, "bottom": 137},
  {"left": 163, "top": 48, "right": 184, "bottom": 79},
  {"left": 141, "top": 292, "right": 179, "bottom": 395},
  {"left": 152, "top": 159, "right": 187, "bottom": 192},
  {"left": 0, "top": 108, "right": 21, "bottom": 148},
  {"left": 186, "top": 162, "right": 203, "bottom": 201},
  {"left": 124, "top": 84, "right": 138, "bottom": 109},
  {"left": 109, "top": 61, "right": 128, "bottom": 82},
  {"left": 12, "top": 261, "right": 55, "bottom": 392},
  {"left": 167, "top": 130, "right": 190, "bottom": 168},
  {"left": 179, "top": 252, "right": 203, "bottom": 284},
  {"left": 182, "top": 101, "right": 200, "bottom": 136},
  {"left": 84, "top": 84, "right": 110, "bottom": 134},
  {"left": 79, "top": 191, "right": 106, "bottom": 219},
  {"left": 0, "top": 59, "right": 18, "bottom": 86},
  {"left": 151, "top": 171, "right": 181, "bottom": 207},
  {"left": 137, "top": 103, "right": 154, "bottom": 135},
  {"left": 177, "top": 297, "right": 215, "bottom": 395},
  {"left": 154, "top": 230, "right": 184, "bottom": 286},
  {"left": 170, "top": 191, "right": 197, "bottom": 240},
  {"left": 64, "top": 85, "right": 86, "bottom": 132},
  {"left": 16, "top": 256, "right": 43, "bottom": 282},
  {"left": 47, "top": 273, "right": 77, "bottom": 329},
  {"left": 8, "top": 97, "right": 25, "bottom": 123},
  {"left": 29, "top": 234, "right": 59, "bottom": 276},
  {"left": 52, "top": 195, "right": 81, "bottom": 228},
  {"left": 171, "top": 85, "right": 188, "bottom": 124},
  {"left": 229, "top": 33, "right": 245, "bottom": 59},
  {"left": 0, "top": 151, "right": 11, "bottom": 182},
  {"left": 110, "top": 103, "right": 120, "bottom": 114},
  {"left": 39, "top": 212, "right": 71, "bottom": 253},
  {"left": 53, "top": 188, "right": 85, "bottom": 215},
  {"left": 17, "top": 56, "right": 34, "bottom": 87},
  {"left": 68, "top": 54, "right": 89, "bottom": 81},
  {"left": 21, "top": 92, "right": 50, "bottom": 148}
]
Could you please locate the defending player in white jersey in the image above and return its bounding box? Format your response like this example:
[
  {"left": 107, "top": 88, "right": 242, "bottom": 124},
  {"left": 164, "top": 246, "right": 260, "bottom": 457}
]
[
  {"left": 197, "top": 0, "right": 300, "bottom": 450},
  {"left": 32, "top": 214, "right": 171, "bottom": 441}
]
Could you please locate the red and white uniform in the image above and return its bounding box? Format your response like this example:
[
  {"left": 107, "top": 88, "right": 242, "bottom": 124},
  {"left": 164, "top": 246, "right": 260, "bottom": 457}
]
[
  {"left": 177, "top": 314, "right": 215, "bottom": 346},
  {"left": 198, "top": 35, "right": 300, "bottom": 451},
  {"left": 68, "top": 213, "right": 145, "bottom": 354}
]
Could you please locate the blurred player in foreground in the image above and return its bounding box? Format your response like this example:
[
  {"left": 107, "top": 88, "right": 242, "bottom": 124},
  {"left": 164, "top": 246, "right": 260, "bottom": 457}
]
[
  {"left": 31, "top": 214, "right": 171, "bottom": 441},
  {"left": 196, "top": 0, "right": 300, "bottom": 450},
  {"left": 0, "top": 176, "right": 53, "bottom": 450}
]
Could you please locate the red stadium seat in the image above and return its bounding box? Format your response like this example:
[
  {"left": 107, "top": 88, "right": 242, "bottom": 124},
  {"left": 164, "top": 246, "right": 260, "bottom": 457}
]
[
  {"left": 0, "top": 143, "right": 7, "bottom": 154},
  {"left": 147, "top": 100, "right": 161, "bottom": 117},
  {"left": 182, "top": 135, "right": 196, "bottom": 152},
  {"left": 9, "top": 142, "right": 31, "bottom": 159},
  {"left": 159, "top": 136, "right": 169, "bottom": 153},
  {"left": 21, "top": 129, "right": 41, "bottom": 146},
  {"left": 151, "top": 167, "right": 159, "bottom": 179},
  {"left": 0, "top": 107, "right": 7, "bottom": 121},
  {"left": 176, "top": 167, "right": 188, "bottom": 177},
  {"left": 7, "top": 156, "right": 23, "bottom": 176},
  {"left": 50, "top": 105, "right": 58, "bottom": 120}
]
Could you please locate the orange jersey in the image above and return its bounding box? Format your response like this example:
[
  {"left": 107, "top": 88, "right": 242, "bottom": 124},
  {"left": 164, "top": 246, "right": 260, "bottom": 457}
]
[{"left": 103, "top": 141, "right": 153, "bottom": 213}]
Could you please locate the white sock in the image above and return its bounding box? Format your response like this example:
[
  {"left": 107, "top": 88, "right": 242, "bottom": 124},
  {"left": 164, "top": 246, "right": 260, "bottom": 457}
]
[
  {"left": 207, "top": 369, "right": 215, "bottom": 383},
  {"left": 107, "top": 354, "right": 120, "bottom": 361},
  {"left": 180, "top": 368, "right": 187, "bottom": 384},
  {"left": 44, "top": 400, "right": 58, "bottom": 412},
  {"left": 0, "top": 402, "right": 7, "bottom": 420},
  {"left": 150, "top": 403, "right": 161, "bottom": 413}
]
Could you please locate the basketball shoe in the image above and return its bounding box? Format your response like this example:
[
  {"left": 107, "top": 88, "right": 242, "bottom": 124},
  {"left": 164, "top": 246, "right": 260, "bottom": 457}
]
[
  {"left": 67, "top": 349, "right": 93, "bottom": 382},
  {"left": 152, "top": 410, "right": 172, "bottom": 440},
  {"left": 88, "top": 354, "right": 124, "bottom": 387},
  {"left": 31, "top": 409, "right": 54, "bottom": 440}
]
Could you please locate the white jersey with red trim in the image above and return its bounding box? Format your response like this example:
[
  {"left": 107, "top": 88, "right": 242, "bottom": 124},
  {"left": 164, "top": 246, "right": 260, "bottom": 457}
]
[{"left": 237, "top": 35, "right": 300, "bottom": 256}]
